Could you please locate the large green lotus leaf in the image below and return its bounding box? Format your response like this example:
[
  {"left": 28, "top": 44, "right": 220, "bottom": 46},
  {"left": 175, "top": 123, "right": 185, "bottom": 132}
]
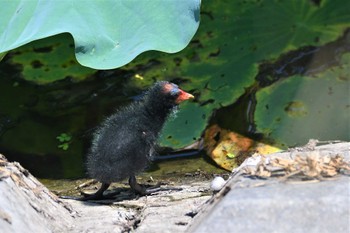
[
  {"left": 0, "top": 0, "right": 200, "bottom": 69},
  {"left": 255, "top": 53, "right": 350, "bottom": 146},
  {"left": 133, "top": 0, "right": 349, "bottom": 148},
  {"left": 9, "top": 34, "right": 96, "bottom": 84}
]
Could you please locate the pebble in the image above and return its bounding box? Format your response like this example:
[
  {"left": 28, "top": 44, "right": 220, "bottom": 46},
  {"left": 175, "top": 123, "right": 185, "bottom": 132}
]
[{"left": 210, "top": 176, "right": 226, "bottom": 191}]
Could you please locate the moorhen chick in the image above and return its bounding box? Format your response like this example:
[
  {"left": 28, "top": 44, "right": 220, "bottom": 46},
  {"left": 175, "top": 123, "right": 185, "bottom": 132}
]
[{"left": 83, "top": 81, "right": 194, "bottom": 200}]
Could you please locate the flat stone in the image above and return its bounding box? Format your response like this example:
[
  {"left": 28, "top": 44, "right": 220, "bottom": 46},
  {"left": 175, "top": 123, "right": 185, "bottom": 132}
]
[
  {"left": 65, "top": 183, "right": 211, "bottom": 233},
  {"left": 188, "top": 142, "right": 350, "bottom": 233}
]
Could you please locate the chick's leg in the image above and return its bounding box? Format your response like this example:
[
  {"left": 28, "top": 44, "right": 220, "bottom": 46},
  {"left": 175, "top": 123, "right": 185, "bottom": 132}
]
[
  {"left": 128, "top": 175, "right": 161, "bottom": 195},
  {"left": 79, "top": 182, "right": 110, "bottom": 200}
]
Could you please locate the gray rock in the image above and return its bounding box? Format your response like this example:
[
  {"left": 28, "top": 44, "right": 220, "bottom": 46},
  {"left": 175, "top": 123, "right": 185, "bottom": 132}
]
[
  {"left": 0, "top": 153, "right": 212, "bottom": 232},
  {"left": 188, "top": 142, "right": 350, "bottom": 233},
  {"left": 64, "top": 184, "right": 211, "bottom": 233},
  {"left": 0, "top": 155, "right": 74, "bottom": 233},
  {"left": 1, "top": 142, "right": 349, "bottom": 233}
]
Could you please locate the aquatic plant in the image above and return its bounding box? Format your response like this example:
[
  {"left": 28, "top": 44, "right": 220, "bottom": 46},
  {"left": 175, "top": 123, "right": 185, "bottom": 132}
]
[{"left": 56, "top": 133, "right": 72, "bottom": 151}]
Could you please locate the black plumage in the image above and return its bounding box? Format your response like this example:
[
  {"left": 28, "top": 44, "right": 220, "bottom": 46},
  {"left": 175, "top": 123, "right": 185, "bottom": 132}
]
[{"left": 83, "top": 81, "right": 193, "bottom": 200}]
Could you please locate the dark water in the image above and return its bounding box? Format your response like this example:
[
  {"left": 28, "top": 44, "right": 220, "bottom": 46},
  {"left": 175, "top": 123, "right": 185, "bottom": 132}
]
[
  {"left": 0, "top": 56, "right": 140, "bottom": 178},
  {"left": 0, "top": 55, "right": 226, "bottom": 179}
]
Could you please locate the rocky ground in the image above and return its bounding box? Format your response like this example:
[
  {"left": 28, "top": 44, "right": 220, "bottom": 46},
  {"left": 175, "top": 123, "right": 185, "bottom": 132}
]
[
  {"left": 0, "top": 141, "right": 349, "bottom": 233},
  {"left": 0, "top": 153, "right": 214, "bottom": 233}
]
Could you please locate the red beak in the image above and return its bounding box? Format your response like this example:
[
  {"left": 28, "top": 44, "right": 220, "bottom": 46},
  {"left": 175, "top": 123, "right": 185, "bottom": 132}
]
[{"left": 176, "top": 89, "right": 194, "bottom": 104}]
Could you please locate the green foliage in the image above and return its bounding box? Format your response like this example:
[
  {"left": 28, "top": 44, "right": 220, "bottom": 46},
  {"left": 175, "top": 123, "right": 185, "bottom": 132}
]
[
  {"left": 56, "top": 133, "right": 72, "bottom": 142},
  {"left": 156, "top": 0, "right": 350, "bottom": 148},
  {"left": 0, "top": 0, "right": 200, "bottom": 69},
  {"left": 2, "top": 0, "right": 350, "bottom": 149},
  {"left": 56, "top": 133, "right": 72, "bottom": 151},
  {"left": 255, "top": 53, "right": 350, "bottom": 146},
  {"left": 10, "top": 34, "right": 95, "bottom": 84},
  {"left": 160, "top": 102, "right": 209, "bottom": 148}
]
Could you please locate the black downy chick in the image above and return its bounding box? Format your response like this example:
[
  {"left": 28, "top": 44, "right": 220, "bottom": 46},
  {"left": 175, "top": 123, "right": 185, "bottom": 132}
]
[{"left": 83, "top": 81, "right": 194, "bottom": 200}]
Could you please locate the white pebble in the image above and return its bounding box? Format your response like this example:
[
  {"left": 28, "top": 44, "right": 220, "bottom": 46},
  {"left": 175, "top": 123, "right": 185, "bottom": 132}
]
[{"left": 210, "top": 176, "right": 226, "bottom": 191}]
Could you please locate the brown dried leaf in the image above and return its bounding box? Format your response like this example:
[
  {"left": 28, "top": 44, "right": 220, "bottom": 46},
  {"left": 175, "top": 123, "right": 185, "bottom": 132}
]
[{"left": 242, "top": 151, "right": 350, "bottom": 180}]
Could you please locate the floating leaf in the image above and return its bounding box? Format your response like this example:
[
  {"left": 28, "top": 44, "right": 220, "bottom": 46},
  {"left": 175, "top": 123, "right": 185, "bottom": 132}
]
[
  {"left": 155, "top": 0, "right": 350, "bottom": 148},
  {"left": 9, "top": 34, "right": 96, "bottom": 84},
  {"left": 255, "top": 53, "right": 350, "bottom": 146},
  {"left": 160, "top": 102, "right": 209, "bottom": 148}
]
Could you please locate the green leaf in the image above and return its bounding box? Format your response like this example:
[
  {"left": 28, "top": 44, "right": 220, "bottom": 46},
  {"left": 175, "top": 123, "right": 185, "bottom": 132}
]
[
  {"left": 56, "top": 133, "right": 72, "bottom": 142},
  {"left": 226, "top": 153, "right": 236, "bottom": 159},
  {"left": 0, "top": 0, "right": 200, "bottom": 69},
  {"left": 56, "top": 136, "right": 65, "bottom": 143},
  {"left": 58, "top": 143, "right": 69, "bottom": 151},
  {"left": 3, "top": 0, "right": 350, "bottom": 149},
  {"left": 255, "top": 53, "right": 350, "bottom": 146},
  {"left": 156, "top": 0, "right": 350, "bottom": 148},
  {"left": 160, "top": 102, "right": 209, "bottom": 148},
  {"left": 9, "top": 34, "right": 96, "bottom": 84}
]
